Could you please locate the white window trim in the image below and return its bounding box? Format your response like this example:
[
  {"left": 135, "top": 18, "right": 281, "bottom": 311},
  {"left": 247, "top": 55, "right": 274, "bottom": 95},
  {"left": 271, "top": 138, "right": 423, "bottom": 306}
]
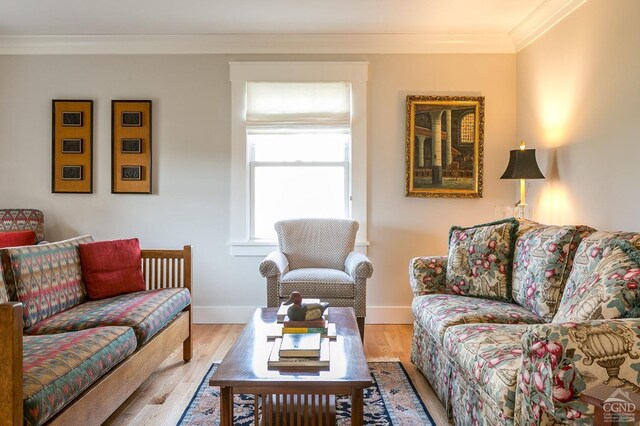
[{"left": 229, "top": 61, "right": 369, "bottom": 256}]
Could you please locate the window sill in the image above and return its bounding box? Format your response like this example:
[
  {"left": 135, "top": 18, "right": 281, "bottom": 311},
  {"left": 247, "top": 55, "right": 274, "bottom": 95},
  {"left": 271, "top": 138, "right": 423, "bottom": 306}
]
[{"left": 229, "top": 240, "right": 370, "bottom": 257}]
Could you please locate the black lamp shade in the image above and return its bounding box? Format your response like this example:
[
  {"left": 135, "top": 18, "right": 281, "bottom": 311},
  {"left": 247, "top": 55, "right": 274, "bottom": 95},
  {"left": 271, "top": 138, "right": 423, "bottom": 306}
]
[{"left": 500, "top": 149, "right": 545, "bottom": 179}]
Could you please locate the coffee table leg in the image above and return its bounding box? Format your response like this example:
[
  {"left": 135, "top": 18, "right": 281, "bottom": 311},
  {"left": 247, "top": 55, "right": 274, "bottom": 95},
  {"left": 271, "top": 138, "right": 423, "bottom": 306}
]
[
  {"left": 220, "top": 386, "right": 233, "bottom": 426},
  {"left": 351, "top": 387, "right": 364, "bottom": 426}
]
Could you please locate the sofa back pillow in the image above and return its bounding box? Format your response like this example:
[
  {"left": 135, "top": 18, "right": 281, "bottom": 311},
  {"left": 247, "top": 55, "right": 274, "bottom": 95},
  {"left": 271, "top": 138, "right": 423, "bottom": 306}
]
[
  {"left": 0, "top": 235, "right": 94, "bottom": 328},
  {"left": 512, "top": 224, "right": 595, "bottom": 321},
  {"left": 446, "top": 218, "right": 519, "bottom": 301},
  {"left": 0, "top": 230, "right": 37, "bottom": 248},
  {"left": 79, "top": 238, "right": 146, "bottom": 300},
  {"left": 559, "top": 231, "right": 640, "bottom": 308},
  {"left": 553, "top": 240, "right": 640, "bottom": 322}
]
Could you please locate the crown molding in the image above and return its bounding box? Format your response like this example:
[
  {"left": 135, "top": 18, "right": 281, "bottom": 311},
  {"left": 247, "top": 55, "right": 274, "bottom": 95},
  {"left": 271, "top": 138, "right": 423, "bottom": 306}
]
[
  {"left": 0, "top": 33, "right": 516, "bottom": 55},
  {"left": 510, "top": 0, "right": 589, "bottom": 52}
]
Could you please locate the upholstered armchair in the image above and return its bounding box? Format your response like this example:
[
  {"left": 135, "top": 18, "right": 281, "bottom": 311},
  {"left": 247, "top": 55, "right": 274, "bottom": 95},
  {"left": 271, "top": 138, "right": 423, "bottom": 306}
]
[
  {"left": 259, "top": 218, "right": 373, "bottom": 339},
  {"left": 0, "top": 209, "right": 45, "bottom": 243}
]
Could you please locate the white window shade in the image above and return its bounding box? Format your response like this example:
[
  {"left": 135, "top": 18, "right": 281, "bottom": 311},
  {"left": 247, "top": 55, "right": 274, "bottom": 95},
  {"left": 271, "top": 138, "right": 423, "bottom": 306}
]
[{"left": 247, "top": 82, "right": 351, "bottom": 125}]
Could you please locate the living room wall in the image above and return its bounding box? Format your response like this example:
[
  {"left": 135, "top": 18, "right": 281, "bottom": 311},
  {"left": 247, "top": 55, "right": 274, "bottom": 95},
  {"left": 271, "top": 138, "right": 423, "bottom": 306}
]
[
  {"left": 517, "top": 0, "right": 640, "bottom": 231},
  {"left": 0, "top": 53, "right": 517, "bottom": 323}
]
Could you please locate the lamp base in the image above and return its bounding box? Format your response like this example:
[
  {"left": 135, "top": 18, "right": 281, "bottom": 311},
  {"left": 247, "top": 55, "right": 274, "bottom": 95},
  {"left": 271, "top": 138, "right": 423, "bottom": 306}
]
[{"left": 515, "top": 204, "right": 527, "bottom": 219}]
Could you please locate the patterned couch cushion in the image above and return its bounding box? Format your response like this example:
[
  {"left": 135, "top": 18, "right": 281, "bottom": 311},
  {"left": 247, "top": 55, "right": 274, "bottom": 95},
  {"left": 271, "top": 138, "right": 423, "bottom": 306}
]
[
  {"left": 559, "top": 231, "right": 640, "bottom": 306},
  {"left": 0, "top": 235, "right": 94, "bottom": 328},
  {"left": 275, "top": 218, "right": 358, "bottom": 270},
  {"left": 446, "top": 218, "right": 519, "bottom": 301},
  {"left": 553, "top": 241, "right": 640, "bottom": 323},
  {"left": 443, "top": 323, "right": 531, "bottom": 423},
  {"left": 23, "top": 326, "right": 136, "bottom": 426},
  {"left": 412, "top": 294, "right": 544, "bottom": 342},
  {"left": 25, "top": 288, "right": 191, "bottom": 345},
  {"left": 280, "top": 268, "right": 354, "bottom": 299},
  {"left": 512, "top": 225, "right": 595, "bottom": 321}
]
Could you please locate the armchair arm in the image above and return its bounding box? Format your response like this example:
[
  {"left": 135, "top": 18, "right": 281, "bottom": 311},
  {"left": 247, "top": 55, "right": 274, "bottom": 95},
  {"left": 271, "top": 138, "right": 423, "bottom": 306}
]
[
  {"left": 259, "top": 251, "right": 289, "bottom": 278},
  {"left": 409, "top": 256, "right": 447, "bottom": 296},
  {"left": 517, "top": 319, "right": 640, "bottom": 425},
  {"left": 345, "top": 252, "right": 373, "bottom": 279}
]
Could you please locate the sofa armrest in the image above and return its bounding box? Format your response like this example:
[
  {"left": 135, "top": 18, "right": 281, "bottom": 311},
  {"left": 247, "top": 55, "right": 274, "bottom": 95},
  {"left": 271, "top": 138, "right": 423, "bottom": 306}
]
[
  {"left": 0, "top": 302, "right": 23, "bottom": 426},
  {"left": 409, "top": 256, "right": 447, "bottom": 296},
  {"left": 345, "top": 252, "right": 373, "bottom": 279},
  {"left": 259, "top": 251, "right": 289, "bottom": 278},
  {"left": 518, "top": 320, "right": 640, "bottom": 425}
]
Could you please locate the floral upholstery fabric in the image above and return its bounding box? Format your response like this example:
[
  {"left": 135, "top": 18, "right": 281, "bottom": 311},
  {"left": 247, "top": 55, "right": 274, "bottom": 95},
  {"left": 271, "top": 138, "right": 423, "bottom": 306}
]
[
  {"left": 517, "top": 320, "right": 640, "bottom": 425},
  {"left": 412, "top": 294, "right": 544, "bottom": 342},
  {"left": 512, "top": 225, "right": 595, "bottom": 321},
  {"left": 0, "top": 235, "right": 94, "bottom": 328},
  {"left": 444, "top": 324, "right": 531, "bottom": 424},
  {"left": 446, "top": 218, "right": 519, "bottom": 301},
  {"left": 410, "top": 320, "right": 452, "bottom": 405},
  {"left": 25, "top": 288, "right": 190, "bottom": 345},
  {"left": 553, "top": 241, "right": 640, "bottom": 323},
  {"left": 409, "top": 255, "right": 447, "bottom": 295},
  {"left": 558, "top": 231, "right": 640, "bottom": 311},
  {"left": 23, "top": 326, "right": 136, "bottom": 426},
  {"left": 0, "top": 209, "right": 45, "bottom": 243}
]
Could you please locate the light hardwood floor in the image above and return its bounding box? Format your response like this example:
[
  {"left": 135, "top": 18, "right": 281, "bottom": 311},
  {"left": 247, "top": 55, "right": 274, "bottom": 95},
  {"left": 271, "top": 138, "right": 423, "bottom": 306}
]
[{"left": 104, "top": 324, "right": 450, "bottom": 426}]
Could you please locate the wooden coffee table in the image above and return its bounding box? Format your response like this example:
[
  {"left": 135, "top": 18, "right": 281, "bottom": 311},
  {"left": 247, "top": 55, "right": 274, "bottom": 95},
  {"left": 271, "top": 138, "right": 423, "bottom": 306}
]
[{"left": 209, "top": 307, "right": 371, "bottom": 426}]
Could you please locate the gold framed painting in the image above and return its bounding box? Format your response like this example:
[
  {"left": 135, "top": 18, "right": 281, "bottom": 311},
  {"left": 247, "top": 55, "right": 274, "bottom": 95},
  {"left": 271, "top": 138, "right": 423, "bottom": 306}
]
[
  {"left": 405, "top": 95, "right": 484, "bottom": 198},
  {"left": 52, "top": 100, "right": 93, "bottom": 193}
]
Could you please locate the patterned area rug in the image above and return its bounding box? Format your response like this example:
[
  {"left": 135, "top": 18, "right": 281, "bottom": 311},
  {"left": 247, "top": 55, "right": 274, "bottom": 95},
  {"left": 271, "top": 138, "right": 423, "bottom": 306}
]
[{"left": 178, "top": 361, "right": 435, "bottom": 425}]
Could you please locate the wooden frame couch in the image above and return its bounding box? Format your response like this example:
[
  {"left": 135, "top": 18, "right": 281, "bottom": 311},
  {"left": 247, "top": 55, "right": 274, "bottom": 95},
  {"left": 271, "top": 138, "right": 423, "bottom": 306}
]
[{"left": 0, "top": 246, "right": 193, "bottom": 426}]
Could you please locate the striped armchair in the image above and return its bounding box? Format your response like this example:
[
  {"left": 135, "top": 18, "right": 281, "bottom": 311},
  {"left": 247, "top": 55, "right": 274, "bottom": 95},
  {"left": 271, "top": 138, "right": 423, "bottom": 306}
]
[{"left": 259, "top": 218, "right": 373, "bottom": 339}]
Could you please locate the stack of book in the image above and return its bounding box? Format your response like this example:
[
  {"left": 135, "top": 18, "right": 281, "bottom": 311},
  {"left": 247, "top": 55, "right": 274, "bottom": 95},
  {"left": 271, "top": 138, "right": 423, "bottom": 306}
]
[{"left": 268, "top": 332, "right": 330, "bottom": 368}]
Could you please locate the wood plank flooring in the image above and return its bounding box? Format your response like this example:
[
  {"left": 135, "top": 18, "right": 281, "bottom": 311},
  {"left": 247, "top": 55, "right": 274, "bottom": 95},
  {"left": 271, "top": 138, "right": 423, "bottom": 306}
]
[{"left": 104, "top": 324, "right": 450, "bottom": 426}]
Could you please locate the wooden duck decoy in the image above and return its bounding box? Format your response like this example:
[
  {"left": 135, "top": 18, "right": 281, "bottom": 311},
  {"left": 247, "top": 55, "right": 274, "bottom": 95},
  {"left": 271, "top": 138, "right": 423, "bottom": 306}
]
[{"left": 283, "top": 291, "right": 329, "bottom": 321}]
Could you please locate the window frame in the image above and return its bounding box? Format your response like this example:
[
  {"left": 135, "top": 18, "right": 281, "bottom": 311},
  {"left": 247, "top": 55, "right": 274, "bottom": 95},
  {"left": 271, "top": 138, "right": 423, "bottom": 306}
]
[{"left": 229, "top": 61, "right": 369, "bottom": 256}]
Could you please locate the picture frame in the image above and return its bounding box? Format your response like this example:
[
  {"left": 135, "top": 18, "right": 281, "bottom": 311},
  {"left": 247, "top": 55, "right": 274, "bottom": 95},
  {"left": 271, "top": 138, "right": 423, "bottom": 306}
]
[
  {"left": 61, "top": 165, "right": 83, "bottom": 180},
  {"left": 121, "top": 111, "right": 142, "bottom": 127},
  {"left": 121, "top": 165, "right": 142, "bottom": 181},
  {"left": 121, "top": 138, "right": 142, "bottom": 153},
  {"left": 52, "top": 100, "right": 93, "bottom": 193},
  {"left": 112, "top": 100, "right": 152, "bottom": 194},
  {"left": 61, "top": 138, "right": 83, "bottom": 154},
  {"left": 61, "top": 111, "right": 83, "bottom": 127},
  {"left": 405, "top": 95, "right": 484, "bottom": 198}
]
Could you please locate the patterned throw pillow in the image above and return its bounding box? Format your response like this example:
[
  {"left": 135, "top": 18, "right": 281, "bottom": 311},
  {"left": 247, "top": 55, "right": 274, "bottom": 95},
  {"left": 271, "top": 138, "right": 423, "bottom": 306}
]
[
  {"left": 553, "top": 240, "right": 640, "bottom": 323},
  {"left": 512, "top": 225, "right": 595, "bottom": 321},
  {"left": 446, "top": 218, "right": 519, "bottom": 301}
]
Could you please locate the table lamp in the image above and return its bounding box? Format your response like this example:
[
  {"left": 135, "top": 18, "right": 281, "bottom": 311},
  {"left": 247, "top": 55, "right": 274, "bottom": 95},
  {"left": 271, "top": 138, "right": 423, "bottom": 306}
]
[{"left": 500, "top": 141, "right": 545, "bottom": 219}]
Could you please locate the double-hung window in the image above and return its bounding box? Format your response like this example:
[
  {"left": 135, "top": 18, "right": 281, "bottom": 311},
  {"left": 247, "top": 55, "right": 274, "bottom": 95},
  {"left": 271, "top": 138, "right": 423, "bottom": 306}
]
[{"left": 230, "top": 62, "right": 368, "bottom": 255}]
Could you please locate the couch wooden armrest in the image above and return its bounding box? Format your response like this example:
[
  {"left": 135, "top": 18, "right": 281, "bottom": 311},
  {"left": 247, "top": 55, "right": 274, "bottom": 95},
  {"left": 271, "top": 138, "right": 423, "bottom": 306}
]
[{"left": 0, "top": 245, "right": 193, "bottom": 426}]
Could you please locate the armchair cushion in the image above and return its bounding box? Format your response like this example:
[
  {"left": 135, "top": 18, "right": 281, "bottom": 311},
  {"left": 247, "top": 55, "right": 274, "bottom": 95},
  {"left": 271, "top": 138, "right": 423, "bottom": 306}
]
[
  {"left": 446, "top": 218, "right": 519, "bottom": 301},
  {"left": 275, "top": 218, "right": 358, "bottom": 270},
  {"left": 280, "top": 268, "right": 354, "bottom": 299},
  {"left": 553, "top": 241, "right": 640, "bottom": 323}
]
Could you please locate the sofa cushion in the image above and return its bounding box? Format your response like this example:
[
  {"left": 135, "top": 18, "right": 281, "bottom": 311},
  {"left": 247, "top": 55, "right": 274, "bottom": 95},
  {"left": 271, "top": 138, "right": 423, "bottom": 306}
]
[
  {"left": 553, "top": 241, "right": 640, "bottom": 323},
  {"left": 79, "top": 238, "right": 146, "bottom": 300},
  {"left": 560, "top": 231, "right": 640, "bottom": 306},
  {"left": 25, "top": 288, "right": 191, "bottom": 345},
  {"left": 23, "top": 326, "right": 136, "bottom": 426},
  {"left": 0, "top": 209, "right": 45, "bottom": 243},
  {"left": 446, "top": 218, "right": 519, "bottom": 301},
  {"left": 280, "top": 268, "right": 354, "bottom": 299},
  {"left": 0, "top": 235, "right": 94, "bottom": 328},
  {"left": 512, "top": 225, "right": 595, "bottom": 321},
  {"left": 0, "top": 230, "right": 36, "bottom": 248},
  {"left": 444, "top": 323, "right": 531, "bottom": 422},
  {"left": 412, "top": 294, "right": 544, "bottom": 342}
]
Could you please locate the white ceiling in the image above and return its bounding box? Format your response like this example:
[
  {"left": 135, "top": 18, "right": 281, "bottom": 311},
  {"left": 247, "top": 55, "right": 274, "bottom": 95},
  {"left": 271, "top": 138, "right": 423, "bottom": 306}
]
[{"left": 0, "top": 0, "right": 587, "bottom": 54}]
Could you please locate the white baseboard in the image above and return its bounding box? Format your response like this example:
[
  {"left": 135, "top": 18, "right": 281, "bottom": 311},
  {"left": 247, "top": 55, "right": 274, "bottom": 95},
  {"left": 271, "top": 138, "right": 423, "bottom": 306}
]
[{"left": 193, "top": 305, "right": 413, "bottom": 324}]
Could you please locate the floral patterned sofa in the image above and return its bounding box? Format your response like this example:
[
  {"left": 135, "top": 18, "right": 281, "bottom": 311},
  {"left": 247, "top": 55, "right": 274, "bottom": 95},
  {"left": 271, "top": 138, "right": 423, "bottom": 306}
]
[
  {"left": 0, "top": 234, "right": 193, "bottom": 426},
  {"left": 409, "top": 218, "right": 640, "bottom": 425}
]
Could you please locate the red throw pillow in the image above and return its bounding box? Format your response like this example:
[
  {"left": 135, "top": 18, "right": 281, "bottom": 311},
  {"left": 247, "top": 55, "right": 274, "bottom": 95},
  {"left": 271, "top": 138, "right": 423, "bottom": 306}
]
[
  {"left": 0, "top": 231, "right": 36, "bottom": 248},
  {"left": 79, "top": 238, "right": 146, "bottom": 300}
]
